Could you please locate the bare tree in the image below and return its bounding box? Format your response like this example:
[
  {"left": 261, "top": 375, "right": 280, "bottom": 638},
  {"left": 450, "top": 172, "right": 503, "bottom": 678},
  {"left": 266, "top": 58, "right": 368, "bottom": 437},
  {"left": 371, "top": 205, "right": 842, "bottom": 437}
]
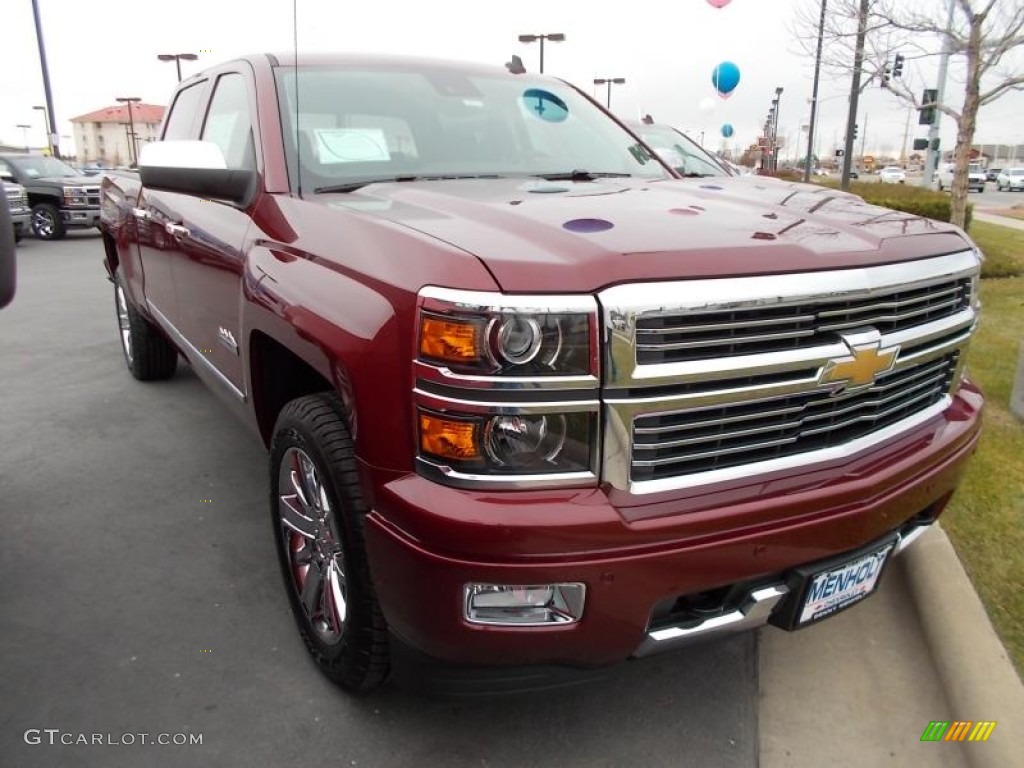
[{"left": 792, "top": 0, "right": 1024, "bottom": 228}]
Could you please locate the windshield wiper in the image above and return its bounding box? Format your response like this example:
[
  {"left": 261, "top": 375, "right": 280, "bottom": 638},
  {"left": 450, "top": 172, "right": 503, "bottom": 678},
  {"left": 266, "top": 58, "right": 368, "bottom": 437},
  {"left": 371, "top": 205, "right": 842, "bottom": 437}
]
[
  {"left": 314, "top": 174, "right": 505, "bottom": 194},
  {"left": 536, "top": 170, "right": 633, "bottom": 182}
]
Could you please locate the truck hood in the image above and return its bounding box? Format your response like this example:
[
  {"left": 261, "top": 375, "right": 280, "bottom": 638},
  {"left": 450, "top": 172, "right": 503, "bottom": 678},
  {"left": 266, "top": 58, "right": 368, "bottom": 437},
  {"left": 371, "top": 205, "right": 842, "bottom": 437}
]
[{"left": 322, "top": 176, "right": 970, "bottom": 293}]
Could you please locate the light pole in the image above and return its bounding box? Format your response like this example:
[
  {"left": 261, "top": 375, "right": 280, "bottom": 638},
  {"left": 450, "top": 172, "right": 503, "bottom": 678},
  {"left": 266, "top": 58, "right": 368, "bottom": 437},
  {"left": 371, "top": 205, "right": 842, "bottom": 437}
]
[
  {"left": 16, "top": 124, "right": 32, "bottom": 152},
  {"left": 116, "top": 97, "right": 141, "bottom": 166},
  {"left": 30, "top": 0, "right": 60, "bottom": 160},
  {"left": 772, "top": 87, "right": 784, "bottom": 170},
  {"left": 593, "top": 77, "right": 626, "bottom": 109},
  {"left": 33, "top": 105, "right": 50, "bottom": 155},
  {"left": 157, "top": 52, "right": 198, "bottom": 82},
  {"left": 517, "top": 33, "right": 565, "bottom": 74},
  {"left": 805, "top": 0, "right": 827, "bottom": 182}
]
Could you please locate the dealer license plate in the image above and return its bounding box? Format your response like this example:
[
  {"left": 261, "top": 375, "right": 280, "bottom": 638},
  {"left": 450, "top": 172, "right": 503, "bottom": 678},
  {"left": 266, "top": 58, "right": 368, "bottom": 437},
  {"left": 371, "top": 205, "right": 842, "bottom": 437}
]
[{"left": 799, "top": 543, "right": 894, "bottom": 625}]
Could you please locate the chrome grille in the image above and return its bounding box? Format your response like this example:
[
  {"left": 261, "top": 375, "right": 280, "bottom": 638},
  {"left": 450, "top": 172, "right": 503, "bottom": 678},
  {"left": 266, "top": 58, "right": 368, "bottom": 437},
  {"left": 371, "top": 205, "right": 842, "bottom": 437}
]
[
  {"left": 636, "top": 277, "right": 972, "bottom": 364},
  {"left": 631, "top": 353, "right": 956, "bottom": 482},
  {"left": 599, "top": 251, "right": 981, "bottom": 494}
]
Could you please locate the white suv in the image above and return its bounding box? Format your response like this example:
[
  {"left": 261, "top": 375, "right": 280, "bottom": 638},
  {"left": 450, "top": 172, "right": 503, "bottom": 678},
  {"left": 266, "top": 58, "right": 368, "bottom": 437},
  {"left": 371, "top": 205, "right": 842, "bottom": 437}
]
[
  {"left": 995, "top": 168, "right": 1024, "bottom": 191},
  {"left": 937, "top": 162, "right": 986, "bottom": 193}
]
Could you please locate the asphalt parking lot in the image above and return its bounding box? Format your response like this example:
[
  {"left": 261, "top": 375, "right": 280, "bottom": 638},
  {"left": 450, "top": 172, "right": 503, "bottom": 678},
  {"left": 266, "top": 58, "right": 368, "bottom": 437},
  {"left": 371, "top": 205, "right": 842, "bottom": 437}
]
[{"left": 0, "top": 232, "right": 758, "bottom": 767}]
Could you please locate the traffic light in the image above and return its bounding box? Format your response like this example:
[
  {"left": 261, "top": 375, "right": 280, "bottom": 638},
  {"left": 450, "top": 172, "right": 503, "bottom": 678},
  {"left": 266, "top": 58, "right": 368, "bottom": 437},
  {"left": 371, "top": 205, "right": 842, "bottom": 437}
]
[
  {"left": 893, "top": 54, "right": 905, "bottom": 78},
  {"left": 881, "top": 64, "right": 891, "bottom": 88},
  {"left": 852, "top": 124, "right": 859, "bottom": 140},
  {"left": 918, "top": 89, "right": 938, "bottom": 125}
]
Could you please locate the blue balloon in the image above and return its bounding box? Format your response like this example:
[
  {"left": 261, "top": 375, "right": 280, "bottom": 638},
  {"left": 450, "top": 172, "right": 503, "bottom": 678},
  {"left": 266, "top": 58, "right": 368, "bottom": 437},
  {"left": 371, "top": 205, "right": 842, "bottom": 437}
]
[
  {"left": 721, "top": 123, "right": 735, "bottom": 138},
  {"left": 712, "top": 61, "right": 741, "bottom": 98}
]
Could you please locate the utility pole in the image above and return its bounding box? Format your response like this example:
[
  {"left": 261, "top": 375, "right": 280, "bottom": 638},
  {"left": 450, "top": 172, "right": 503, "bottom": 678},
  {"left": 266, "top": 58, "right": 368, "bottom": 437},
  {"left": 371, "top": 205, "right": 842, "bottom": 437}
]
[
  {"left": 804, "top": 0, "right": 827, "bottom": 182},
  {"left": 841, "top": 0, "right": 869, "bottom": 190},
  {"left": 859, "top": 113, "right": 868, "bottom": 168},
  {"left": 922, "top": 0, "right": 956, "bottom": 186},
  {"left": 30, "top": 0, "right": 60, "bottom": 159}
]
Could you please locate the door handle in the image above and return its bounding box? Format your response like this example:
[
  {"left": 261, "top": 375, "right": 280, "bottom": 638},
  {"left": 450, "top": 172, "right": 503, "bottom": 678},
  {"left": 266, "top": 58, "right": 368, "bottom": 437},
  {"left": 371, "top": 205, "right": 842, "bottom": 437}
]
[
  {"left": 132, "top": 208, "right": 151, "bottom": 220},
  {"left": 165, "top": 222, "right": 190, "bottom": 239}
]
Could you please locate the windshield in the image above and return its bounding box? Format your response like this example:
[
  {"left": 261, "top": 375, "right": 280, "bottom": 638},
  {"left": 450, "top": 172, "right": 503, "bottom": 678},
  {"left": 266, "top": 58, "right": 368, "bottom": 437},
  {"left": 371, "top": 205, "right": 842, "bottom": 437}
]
[
  {"left": 631, "top": 123, "right": 730, "bottom": 177},
  {"left": 275, "top": 65, "right": 670, "bottom": 192},
  {"left": 6, "top": 155, "right": 80, "bottom": 179},
  {"left": 1010, "top": 169, "right": 1024, "bottom": 176}
]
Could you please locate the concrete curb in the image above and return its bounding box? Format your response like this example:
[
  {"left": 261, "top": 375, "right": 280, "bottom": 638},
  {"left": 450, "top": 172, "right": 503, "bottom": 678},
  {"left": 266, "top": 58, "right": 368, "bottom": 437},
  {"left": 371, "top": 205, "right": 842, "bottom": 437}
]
[{"left": 902, "top": 524, "right": 1024, "bottom": 767}]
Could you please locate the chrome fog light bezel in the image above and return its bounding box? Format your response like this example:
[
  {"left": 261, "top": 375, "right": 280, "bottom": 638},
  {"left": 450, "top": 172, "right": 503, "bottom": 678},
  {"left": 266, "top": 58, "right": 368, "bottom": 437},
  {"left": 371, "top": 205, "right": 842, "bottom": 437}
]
[{"left": 464, "top": 583, "right": 586, "bottom": 626}]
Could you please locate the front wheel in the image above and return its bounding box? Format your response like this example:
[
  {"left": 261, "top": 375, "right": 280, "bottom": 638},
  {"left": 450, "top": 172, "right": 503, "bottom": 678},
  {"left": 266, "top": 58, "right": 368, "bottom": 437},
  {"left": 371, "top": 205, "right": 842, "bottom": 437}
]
[
  {"left": 270, "top": 393, "right": 390, "bottom": 693},
  {"left": 31, "top": 202, "right": 66, "bottom": 240},
  {"left": 114, "top": 272, "right": 178, "bottom": 380}
]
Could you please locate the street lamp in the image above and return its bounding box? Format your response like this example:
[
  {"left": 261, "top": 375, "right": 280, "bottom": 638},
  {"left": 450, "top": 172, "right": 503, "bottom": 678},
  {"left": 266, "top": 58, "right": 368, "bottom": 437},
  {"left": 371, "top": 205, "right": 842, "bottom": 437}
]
[
  {"left": 517, "top": 33, "right": 564, "bottom": 74},
  {"left": 157, "top": 52, "right": 198, "bottom": 82},
  {"left": 593, "top": 77, "right": 626, "bottom": 109},
  {"left": 773, "top": 87, "right": 784, "bottom": 170},
  {"left": 33, "top": 105, "right": 51, "bottom": 154},
  {"left": 116, "top": 97, "right": 141, "bottom": 166},
  {"left": 16, "top": 124, "right": 32, "bottom": 152}
]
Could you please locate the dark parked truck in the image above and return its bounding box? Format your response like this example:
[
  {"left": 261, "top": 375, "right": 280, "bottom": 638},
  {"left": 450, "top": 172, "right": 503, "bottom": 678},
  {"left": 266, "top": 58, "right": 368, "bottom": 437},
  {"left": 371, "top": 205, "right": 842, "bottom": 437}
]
[
  {"left": 0, "top": 173, "right": 31, "bottom": 242},
  {"left": 0, "top": 153, "right": 102, "bottom": 240},
  {"left": 100, "top": 54, "right": 983, "bottom": 694}
]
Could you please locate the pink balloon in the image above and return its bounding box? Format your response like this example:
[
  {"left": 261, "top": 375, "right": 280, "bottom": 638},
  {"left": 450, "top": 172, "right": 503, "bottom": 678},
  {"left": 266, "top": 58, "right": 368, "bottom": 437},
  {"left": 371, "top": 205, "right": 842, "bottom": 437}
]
[{"left": 707, "top": 0, "right": 732, "bottom": 7}]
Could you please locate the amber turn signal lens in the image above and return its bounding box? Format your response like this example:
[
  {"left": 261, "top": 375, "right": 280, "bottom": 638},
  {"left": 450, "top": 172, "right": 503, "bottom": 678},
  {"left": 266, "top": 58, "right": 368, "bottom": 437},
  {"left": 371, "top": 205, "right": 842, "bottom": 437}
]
[
  {"left": 420, "top": 316, "right": 480, "bottom": 363},
  {"left": 419, "top": 412, "right": 480, "bottom": 460}
]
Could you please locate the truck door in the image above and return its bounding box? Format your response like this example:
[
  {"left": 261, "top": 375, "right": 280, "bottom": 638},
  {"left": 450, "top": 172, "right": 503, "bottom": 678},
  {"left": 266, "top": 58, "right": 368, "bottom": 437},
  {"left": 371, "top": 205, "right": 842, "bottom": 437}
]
[
  {"left": 136, "top": 79, "right": 209, "bottom": 330},
  {"left": 169, "top": 70, "right": 257, "bottom": 398}
]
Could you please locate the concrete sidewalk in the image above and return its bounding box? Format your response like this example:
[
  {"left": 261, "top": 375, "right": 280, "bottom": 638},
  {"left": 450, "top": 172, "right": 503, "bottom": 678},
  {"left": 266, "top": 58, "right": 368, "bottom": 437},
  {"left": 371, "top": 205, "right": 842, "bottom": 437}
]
[
  {"left": 974, "top": 210, "right": 1024, "bottom": 231},
  {"left": 761, "top": 525, "right": 1024, "bottom": 768}
]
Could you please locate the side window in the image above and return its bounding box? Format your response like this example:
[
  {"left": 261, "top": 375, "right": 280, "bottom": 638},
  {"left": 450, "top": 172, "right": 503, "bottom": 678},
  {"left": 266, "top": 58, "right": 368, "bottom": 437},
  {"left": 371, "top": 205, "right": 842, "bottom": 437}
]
[
  {"left": 201, "top": 74, "right": 256, "bottom": 171},
  {"left": 162, "top": 82, "right": 206, "bottom": 141}
]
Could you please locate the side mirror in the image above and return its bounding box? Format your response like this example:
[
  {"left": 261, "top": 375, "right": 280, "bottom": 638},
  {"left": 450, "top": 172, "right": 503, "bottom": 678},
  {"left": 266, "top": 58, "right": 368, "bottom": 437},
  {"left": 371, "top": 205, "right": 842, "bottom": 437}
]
[{"left": 139, "top": 140, "right": 257, "bottom": 207}]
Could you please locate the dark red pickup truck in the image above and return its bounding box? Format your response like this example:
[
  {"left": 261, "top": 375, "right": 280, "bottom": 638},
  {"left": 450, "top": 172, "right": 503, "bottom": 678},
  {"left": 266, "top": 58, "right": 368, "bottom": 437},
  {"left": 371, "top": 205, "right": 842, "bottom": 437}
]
[{"left": 100, "top": 53, "right": 983, "bottom": 694}]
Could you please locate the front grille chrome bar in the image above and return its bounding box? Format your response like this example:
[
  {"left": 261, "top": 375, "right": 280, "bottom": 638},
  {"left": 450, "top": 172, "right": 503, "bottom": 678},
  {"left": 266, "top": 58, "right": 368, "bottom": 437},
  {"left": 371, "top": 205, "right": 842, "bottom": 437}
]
[{"left": 599, "top": 251, "right": 981, "bottom": 494}]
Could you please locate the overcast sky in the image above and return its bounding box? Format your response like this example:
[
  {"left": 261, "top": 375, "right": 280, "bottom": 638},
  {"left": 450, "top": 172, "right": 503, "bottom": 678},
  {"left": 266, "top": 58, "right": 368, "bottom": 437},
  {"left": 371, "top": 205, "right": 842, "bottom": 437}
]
[{"left": 1, "top": 0, "right": 1021, "bottom": 160}]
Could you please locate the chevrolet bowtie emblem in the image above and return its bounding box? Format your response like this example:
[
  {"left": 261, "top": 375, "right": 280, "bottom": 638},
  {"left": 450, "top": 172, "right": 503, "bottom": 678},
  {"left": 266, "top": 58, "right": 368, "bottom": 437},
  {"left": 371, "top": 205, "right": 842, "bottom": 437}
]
[{"left": 819, "top": 333, "right": 900, "bottom": 393}]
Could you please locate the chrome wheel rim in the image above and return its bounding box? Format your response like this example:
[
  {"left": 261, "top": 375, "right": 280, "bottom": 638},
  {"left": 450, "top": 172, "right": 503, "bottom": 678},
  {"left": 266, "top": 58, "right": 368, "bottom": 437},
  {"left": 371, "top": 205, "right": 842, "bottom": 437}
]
[
  {"left": 116, "top": 283, "right": 133, "bottom": 365},
  {"left": 32, "top": 208, "right": 55, "bottom": 238},
  {"left": 278, "top": 447, "right": 347, "bottom": 644}
]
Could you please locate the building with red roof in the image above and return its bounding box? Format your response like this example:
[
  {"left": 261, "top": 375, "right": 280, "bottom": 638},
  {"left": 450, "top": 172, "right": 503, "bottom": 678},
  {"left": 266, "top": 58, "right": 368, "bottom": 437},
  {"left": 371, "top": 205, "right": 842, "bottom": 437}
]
[{"left": 70, "top": 104, "right": 165, "bottom": 165}]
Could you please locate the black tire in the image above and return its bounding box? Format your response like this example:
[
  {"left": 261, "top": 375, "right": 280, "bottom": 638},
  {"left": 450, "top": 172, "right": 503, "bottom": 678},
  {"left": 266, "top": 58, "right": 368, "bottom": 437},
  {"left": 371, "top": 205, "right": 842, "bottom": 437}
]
[
  {"left": 114, "top": 270, "right": 178, "bottom": 380},
  {"left": 270, "top": 393, "right": 389, "bottom": 693},
  {"left": 31, "top": 202, "right": 66, "bottom": 240}
]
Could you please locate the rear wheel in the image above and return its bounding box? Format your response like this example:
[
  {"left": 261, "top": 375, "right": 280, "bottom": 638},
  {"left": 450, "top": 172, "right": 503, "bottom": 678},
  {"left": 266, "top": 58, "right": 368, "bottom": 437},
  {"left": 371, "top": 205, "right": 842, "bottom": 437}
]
[
  {"left": 31, "top": 202, "right": 66, "bottom": 240},
  {"left": 270, "top": 393, "right": 390, "bottom": 693},
  {"left": 114, "top": 271, "right": 178, "bottom": 380}
]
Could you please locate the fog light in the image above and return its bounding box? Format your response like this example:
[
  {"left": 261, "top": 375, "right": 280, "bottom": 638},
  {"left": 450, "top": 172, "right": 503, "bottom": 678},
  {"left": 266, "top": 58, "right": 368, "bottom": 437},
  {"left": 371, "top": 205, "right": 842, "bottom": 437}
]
[{"left": 464, "top": 583, "right": 586, "bottom": 626}]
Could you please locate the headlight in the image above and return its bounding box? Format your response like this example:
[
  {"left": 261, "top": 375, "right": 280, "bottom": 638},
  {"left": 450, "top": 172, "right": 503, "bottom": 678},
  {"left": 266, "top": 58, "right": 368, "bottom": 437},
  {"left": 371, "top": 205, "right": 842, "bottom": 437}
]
[
  {"left": 417, "top": 288, "right": 596, "bottom": 377},
  {"left": 414, "top": 287, "right": 600, "bottom": 488},
  {"left": 63, "top": 186, "right": 89, "bottom": 205},
  {"left": 418, "top": 409, "right": 595, "bottom": 476}
]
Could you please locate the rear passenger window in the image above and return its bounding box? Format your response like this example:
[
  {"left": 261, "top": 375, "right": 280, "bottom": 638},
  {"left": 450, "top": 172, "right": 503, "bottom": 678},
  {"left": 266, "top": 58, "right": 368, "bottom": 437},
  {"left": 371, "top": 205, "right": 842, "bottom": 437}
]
[
  {"left": 201, "top": 74, "right": 256, "bottom": 171},
  {"left": 162, "top": 82, "right": 206, "bottom": 141}
]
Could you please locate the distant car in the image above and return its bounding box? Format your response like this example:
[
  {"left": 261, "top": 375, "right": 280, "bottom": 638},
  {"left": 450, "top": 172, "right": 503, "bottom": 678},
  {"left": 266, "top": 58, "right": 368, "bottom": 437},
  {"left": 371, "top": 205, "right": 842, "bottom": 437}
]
[
  {"left": 995, "top": 168, "right": 1024, "bottom": 191},
  {"left": 878, "top": 166, "right": 906, "bottom": 184},
  {"left": 986, "top": 167, "right": 1002, "bottom": 182},
  {"left": 937, "top": 162, "right": 986, "bottom": 192},
  {"left": 628, "top": 121, "right": 733, "bottom": 178}
]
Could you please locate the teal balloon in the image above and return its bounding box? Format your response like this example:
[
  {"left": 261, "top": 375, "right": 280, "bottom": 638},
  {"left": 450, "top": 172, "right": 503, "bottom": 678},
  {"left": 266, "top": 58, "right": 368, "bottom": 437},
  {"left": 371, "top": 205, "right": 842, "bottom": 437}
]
[
  {"left": 712, "top": 61, "right": 741, "bottom": 98},
  {"left": 721, "top": 123, "right": 735, "bottom": 138}
]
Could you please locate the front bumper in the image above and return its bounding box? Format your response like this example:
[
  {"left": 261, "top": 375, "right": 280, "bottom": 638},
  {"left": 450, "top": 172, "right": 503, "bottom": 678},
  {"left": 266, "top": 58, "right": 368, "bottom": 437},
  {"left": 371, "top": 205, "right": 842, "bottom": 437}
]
[
  {"left": 10, "top": 209, "right": 30, "bottom": 229},
  {"left": 363, "top": 384, "right": 982, "bottom": 669},
  {"left": 61, "top": 207, "right": 101, "bottom": 228}
]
